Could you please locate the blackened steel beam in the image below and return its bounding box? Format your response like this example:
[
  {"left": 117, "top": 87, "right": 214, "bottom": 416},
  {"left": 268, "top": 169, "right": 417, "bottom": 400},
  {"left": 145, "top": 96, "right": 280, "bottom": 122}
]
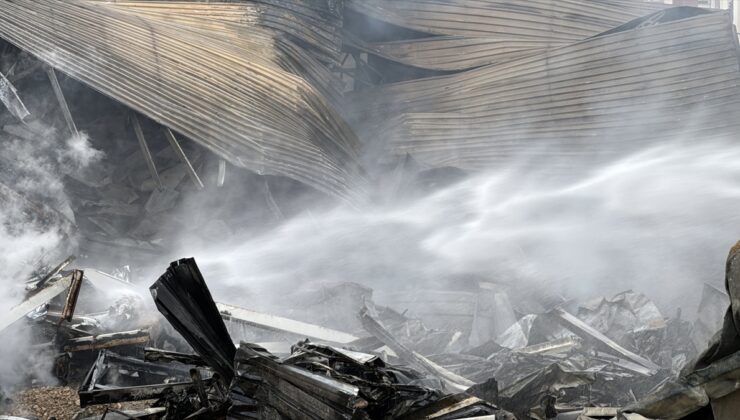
[{"left": 150, "top": 258, "right": 236, "bottom": 383}]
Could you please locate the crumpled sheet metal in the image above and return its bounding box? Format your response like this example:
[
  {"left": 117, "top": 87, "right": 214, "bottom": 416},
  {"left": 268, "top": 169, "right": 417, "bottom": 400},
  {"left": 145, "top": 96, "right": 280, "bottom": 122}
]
[
  {"left": 627, "top": 242, "right": 740, "bottom": 419},
  {"left": 347, "top": 9, "right": 740, "bottom": 172},
  {"left": 150, "top": 258, "right": 236, "bottom": 383},
  {"left": 498, "top": 362, "right": 596, "bottom": 418},
  {"left": 0, "top": 0, "right": 367, "bottom": 202},
  {"left": 346, "top": 0, "right": 666, "bottom": 71},
  {"left": 692, "top": 283, "right": 728, "bottom": 351},
  {"left": 577, "top": 291, "right": 665, "bottom": 340}
]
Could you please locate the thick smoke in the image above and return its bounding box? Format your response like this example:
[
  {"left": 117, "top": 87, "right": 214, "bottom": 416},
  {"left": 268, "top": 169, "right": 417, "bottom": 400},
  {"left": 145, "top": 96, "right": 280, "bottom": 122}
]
[
  {"left": 189, "top": 139, "right": 740, "bottom": 317},
  {"left": 0, "top": 123, "right": 103, "bottom": 395}
]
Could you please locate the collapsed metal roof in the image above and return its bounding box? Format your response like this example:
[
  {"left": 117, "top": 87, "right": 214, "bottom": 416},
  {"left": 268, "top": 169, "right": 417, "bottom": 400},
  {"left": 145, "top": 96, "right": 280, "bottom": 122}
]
[
  {"left": 346, "top": 9, "right": 740, "bottom": 170},
  {"left": 1, "top": 1, "right": 739, "bottom": 200},
  {"left": 0, "top": 0, "right": 367, "bottom": 202},
  {"left": 346, "top": 0, "right": 668, "bottom": 71}
]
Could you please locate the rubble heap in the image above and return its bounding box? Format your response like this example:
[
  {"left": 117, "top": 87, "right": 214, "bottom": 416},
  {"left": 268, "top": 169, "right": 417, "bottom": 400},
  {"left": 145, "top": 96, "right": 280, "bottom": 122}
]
[{"left": 2, "top": 245, "right": 739, "bottom": 419}]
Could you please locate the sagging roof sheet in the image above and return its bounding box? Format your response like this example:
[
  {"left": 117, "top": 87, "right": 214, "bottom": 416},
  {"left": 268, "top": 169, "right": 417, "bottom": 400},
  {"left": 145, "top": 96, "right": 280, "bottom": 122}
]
[
  {"left": 98, "top": 0, "right": 345, "bottom": 67},
  {"left": 348, "top": 0, "right": 669, "bottom": 71},
  {"left": 346, "top": 10, "right": 740, "bottom": 170},
  {"left": 0, "top": 0, "right": 367, "bottom": 202}
]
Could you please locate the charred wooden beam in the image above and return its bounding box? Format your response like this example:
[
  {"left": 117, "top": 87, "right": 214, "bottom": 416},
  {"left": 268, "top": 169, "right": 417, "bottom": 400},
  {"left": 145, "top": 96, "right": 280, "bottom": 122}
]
[
  {"left": 63, "top": 329, "right": 150, "bottom": 352},
  {"left": 60, "top": 269, "right": 84, "bottom": 322},
  {"left": 144, "top": 347, "right": 206, "bottom": 366}
]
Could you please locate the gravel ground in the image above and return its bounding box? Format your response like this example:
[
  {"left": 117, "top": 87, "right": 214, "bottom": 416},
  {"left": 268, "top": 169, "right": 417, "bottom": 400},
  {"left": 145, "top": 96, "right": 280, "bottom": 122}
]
[{"left": 4, "top": 386, "right": 156, "bottom": 420}]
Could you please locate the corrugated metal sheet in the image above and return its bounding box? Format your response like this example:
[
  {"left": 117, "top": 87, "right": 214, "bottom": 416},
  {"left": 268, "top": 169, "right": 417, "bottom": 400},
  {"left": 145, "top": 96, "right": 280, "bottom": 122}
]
[
  {"left": 347, "top": 0, "right": 670, "bottom": 71},
  {"left": 98, "top": 0, "right": 345, "bottom": 66},
  {"left": 346, "top": 10, "right": 740, "bottom": 170},
  {"left": 0, "top": 0, "right": 366, "bottom": 202},
  {"left": 358, "top": 36, "right": 553, "bottom": 72}
]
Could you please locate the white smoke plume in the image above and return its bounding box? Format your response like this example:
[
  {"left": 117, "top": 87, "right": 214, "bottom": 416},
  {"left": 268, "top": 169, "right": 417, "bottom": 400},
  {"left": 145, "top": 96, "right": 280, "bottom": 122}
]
[{"left": 0, "top": 122, "right": 103, "bottom": 395}]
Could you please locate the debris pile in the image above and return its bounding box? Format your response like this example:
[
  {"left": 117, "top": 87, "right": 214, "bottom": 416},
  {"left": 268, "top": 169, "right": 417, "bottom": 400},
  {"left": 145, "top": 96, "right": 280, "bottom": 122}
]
[{"left": 4, "top": 249, "right": 737, "bottom": 419}]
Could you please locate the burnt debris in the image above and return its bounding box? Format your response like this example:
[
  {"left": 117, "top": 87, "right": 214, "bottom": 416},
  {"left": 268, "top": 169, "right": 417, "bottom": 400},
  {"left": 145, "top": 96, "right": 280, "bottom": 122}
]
[{"left": 2, "top": 252, "right": 730, "bottom": 419}]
